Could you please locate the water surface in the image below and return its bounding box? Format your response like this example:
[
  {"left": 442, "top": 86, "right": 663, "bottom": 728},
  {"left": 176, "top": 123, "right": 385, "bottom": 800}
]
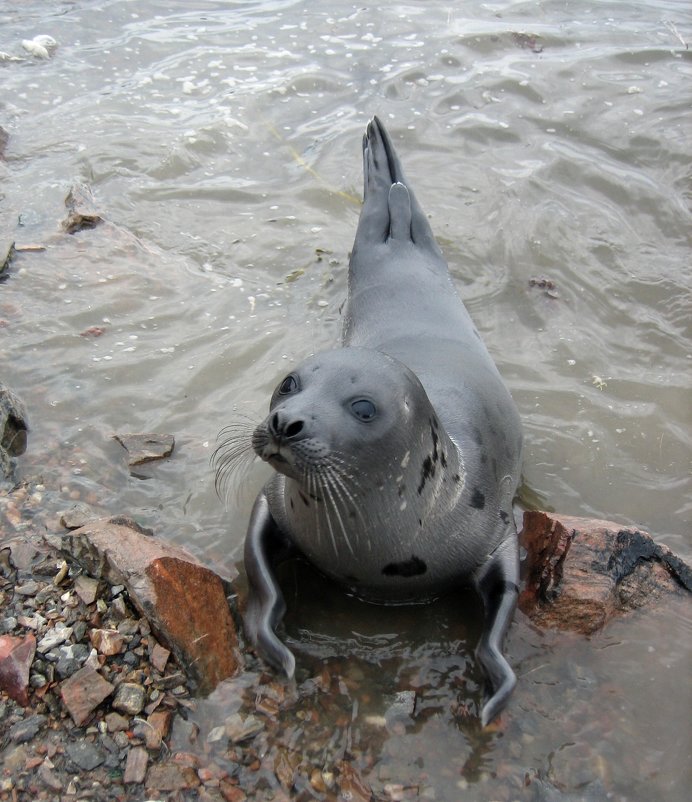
[{"left": 1, "top": 1, "right": 690, "bottom": 799}]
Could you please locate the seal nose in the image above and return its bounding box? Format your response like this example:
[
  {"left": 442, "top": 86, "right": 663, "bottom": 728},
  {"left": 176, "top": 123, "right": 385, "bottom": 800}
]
[{"left": 269, "top": 411, "right": 305, "bottom": 441}]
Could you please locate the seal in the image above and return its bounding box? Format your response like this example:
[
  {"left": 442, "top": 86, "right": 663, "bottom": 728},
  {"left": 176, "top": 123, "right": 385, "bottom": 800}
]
[{"left": 229, "top": 117, "right": 523, "bottom": 725}]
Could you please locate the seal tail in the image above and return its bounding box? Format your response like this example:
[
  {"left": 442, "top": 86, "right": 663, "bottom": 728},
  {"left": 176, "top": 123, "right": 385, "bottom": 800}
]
[{"left": 355, "top": 116, "right": 441, "bottom": 255}]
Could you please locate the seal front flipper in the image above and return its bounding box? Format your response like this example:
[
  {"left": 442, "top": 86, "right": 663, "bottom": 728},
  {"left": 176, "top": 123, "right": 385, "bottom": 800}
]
[
  {"left": 243, "top": 491, "right": 296, "bottom": 678},
  {"left": 473, "top": 537, "right": 519, "bottom": 726}
]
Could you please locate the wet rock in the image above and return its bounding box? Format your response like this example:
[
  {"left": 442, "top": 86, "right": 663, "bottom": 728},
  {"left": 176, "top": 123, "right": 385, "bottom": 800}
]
[
  {"left": 62, "top": 516, "right": 240, "bottom": 692},
  {"left": 9, "top": 713, "right": 47, "bottom": 743},
  {"left": 60, "top": 664, "right": 115, "bottom": 726},
  {"left": 144, "top": 708, "right": 172, "bottom": 749},
  {"left": 224, "top": 712, "right": 265, "bottom": 744},
  {"left": 113, "top": 432, "right": 175, "bottom": 466},
  {"left": 37, "top": 761, "right": 63, "bottom": 791},
  {"left": 124, "top": 745, "right": 149, "bottom": 784},
  {"left": 0, "top": 633, "right": 36, "bottom": 705},
  {"left": 1, "top": 242, "right": 14, "bottom": 281},
  {"left": 65, "top": 740, "right": 105, "bottom": 770},
  {"left": 60, "top": 503, "right": 98, "bottom": 531},
  {"left": 150, "top": 640, "right": 170, "bottom": 672},
  {"left": 146, "top": 762, "right": 201, "bottom": 792},
  {"left": 90, "top": 627, "right": 125, "bottom": 655},
  {"left": 105, "top": 711, "right": 130, "bottom": 732},
  {"left": 0, "top": 125, "right": 8, "bottom": 158},
  {"left": 0, "top": 383, "right": 28, "bottom": 480},
  {"left": 54, "top": 642, "right": 90, "bottom": 678},
  {"left": 520, "top": 511, "right": 692, "bottom": 633},
  {"left": 36, "top": 622, "right": 72, "bottom": 653},
  {"left": 112, "top": 681, "right": 146, "bottom": 715},
  {"left": 73, "top": 574, "right": 100, "bottom": 605},
  {"left": 63, "top": 182, "right": 103, "bottom": 234},
  {"left": 337, "top": 761, "right": 373, "bottom": 802}
]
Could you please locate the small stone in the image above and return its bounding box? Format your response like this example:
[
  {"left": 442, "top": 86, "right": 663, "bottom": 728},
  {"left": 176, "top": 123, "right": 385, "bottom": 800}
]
[
  {"left": 224, "top": 713, "right": 264, "bottom": 744},
  {"left": 124, "top": 746, "right": 148, "bottom": 784},
  {"left": 72, "top": 620, "right": 88, "bottom": 642},
  {"left": 73, "top": 575, "right": 99, "bottom": 605},
  {"left": 145, "top": 763, "right": 200, "bottom": 792},
  {"left": 105, "top": 711, "right": 130, "bottom": 732},
  {"left": 14, "top": 580, "right": 40, "bottom": 596},
  {"left": 61, "top": 503, "right": 97, "bottom": 530},
  {"left": 37, "top": 623, "right": 72, "bottom": 653},
  {"left": 38, "top": 762, "right": 63, "bottom": 791},
  {"left": 65, "top": 740, "right": 105, "bottom": 771},
  {"left": 145, "top": 709, "right": 172, "bottom": 749},
  {"left": 207, "top": 725, "right": 226, "bottom": 744},
  {"left": 113, "top": 433, "right": 175, "bottom": 466},
  {"left": 90, "top": 628, "right": 125, "bottom": 656},
  {"left": 60, "top": 666, "right": 115, "bottom": 726},
  {"left": 112, "top": 682, "right": 146, "bottom": 715},
  {"left": 150, "top": 642, "right": 170, "bottom": 673},
  {"left": 0, "top": 633, "right": 36, "bottom": 705},
  {"left": 9, "top": 714, "right": 47, "bottom": 743}
]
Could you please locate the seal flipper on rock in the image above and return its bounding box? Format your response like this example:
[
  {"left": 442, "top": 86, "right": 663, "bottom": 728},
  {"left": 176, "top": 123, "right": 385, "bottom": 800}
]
[{"left": 243, "top": 491, "right": 296, "bottom": 678}]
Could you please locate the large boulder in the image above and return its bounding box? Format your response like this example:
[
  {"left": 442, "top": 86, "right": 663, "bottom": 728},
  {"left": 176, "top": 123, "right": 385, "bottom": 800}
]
[{"left": 519, "top": 511, "right": 691, "bottom": 633}]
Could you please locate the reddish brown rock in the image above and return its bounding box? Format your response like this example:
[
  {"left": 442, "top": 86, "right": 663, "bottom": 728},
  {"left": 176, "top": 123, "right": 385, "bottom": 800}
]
[
  {"left": 0, "top": 633, "right": 36, "bottom": 706},
  {"left": 124, "top": 746, "right": 148, "bottom": 785},
  {"left": 60, "top": 665, "right": 115, "bottom": 726},
  {"left": 519, "top": 511, "right": 692, "bottom": 633},
  {"left": 63, "top": 182, "right": 103, "bottom": 234},
  {"left": 62, "top": 516, "right": 240, "bottom": 692}
]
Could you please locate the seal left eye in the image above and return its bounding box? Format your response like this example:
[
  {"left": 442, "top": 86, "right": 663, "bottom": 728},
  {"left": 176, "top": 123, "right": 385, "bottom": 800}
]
[
  {"left": 278, "top": 375, "right": 299, "bottom": 395},
  {"left": 351, "top": 398, "right": 377, "bottom": 421}
]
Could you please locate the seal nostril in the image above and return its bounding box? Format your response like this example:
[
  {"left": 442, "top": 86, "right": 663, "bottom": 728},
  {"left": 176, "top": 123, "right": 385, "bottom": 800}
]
[
  {"left": 270, "top": 413, "right": 280, "bottom": 436},
  {"left": 285, "top": 420, "right": 304, "bottom": 439}
]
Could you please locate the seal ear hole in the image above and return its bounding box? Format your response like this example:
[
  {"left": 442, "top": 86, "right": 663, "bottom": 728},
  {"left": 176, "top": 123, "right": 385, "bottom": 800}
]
[
  {"left": 350, "top": 398, "right": 377, "bottom": 421},
  {"left": 278, "top": 374, "right": 299, "bottom": 395}
]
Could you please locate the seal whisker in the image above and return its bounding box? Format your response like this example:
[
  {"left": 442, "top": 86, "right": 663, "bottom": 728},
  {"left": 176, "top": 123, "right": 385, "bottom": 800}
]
[
  {"left": 320, "top": 466, "right": 356, "bottom": 557},
  {"left": 212, "top": 415, "right": 260, "bottom": 501}
]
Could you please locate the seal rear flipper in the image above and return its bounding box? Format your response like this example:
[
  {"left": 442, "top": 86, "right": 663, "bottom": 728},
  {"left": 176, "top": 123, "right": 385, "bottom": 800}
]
[
  {"left": 473, "top": 538, "right": 519, "bottom": 726},
  {"left": 355, "top": 116, "right": 442, "bottom": 256},
  {"left": 243, "top": 491, "right": 296, "bottom": 678}
]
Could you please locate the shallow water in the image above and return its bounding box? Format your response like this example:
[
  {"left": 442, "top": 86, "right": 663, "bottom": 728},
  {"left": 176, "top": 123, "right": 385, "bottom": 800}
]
[{"left": 1, "top": 0, "right": 690, "bottom": 799}]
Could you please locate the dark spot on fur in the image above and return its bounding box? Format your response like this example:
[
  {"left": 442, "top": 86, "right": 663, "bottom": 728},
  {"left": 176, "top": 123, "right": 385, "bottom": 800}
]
[
  {"left": 473, "top": 427, "right": 484, "bottom": 447},
  {"left": 345, "top": 574, "right": 360, "bottom": 584},
  {"left": 298, "top": 490, "right": 310, "bottom": 507},
  {"left": 290, "top": 498, "right": 295, "bottom": 511},
  {"left": 398, "top": 484, "right": 406, "bottom": 498},
  {"left": 382, "top": 556, "right": 427, "bottom": 577},
  {"left": 453, "top": 474, "right": 461, "bottom": 483},
  {"left": 480, "top": 453, "right": 487, "bottom": 465},
  {"left": 470, "top": 489, "right": 486, "bottom": 509},
  {"left": 500, "top": 510, "right": 510, "bottom": 524},
  {"left": 417, "top": 455, "right": 435, "bottom": 494}
]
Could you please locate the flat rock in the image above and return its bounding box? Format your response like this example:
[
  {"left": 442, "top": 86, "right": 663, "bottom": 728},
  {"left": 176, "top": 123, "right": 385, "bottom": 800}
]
[
  {"left": 519, "top": 511, "right": 692, "bottom": 634},
  {"left": 63, "top": 182, "right": 103, "bottom": 234},
  {"left": 60, "top": 664, "right": 115, "bottom": 726},
  {"left": 65, "top": 740, "right": 105, "bottom": 771},
  {"left": 9, "top": 714, "right": 47, "bottom": 743},
  {"left": 0, "top": 634, "right": 36, "bottom": 706},
  {"left": 113, "top": 432, "right": 175, "bottom": 466},
  {"left": 62, "top": 515, "right": 240, "bottom": 692},
  {"left": 124, "top": 746, "right": 149, "bottom": 784},
  {"left": 145, "top": 762, "right": 200, "bottom": 792},
  {"left": 0, "top": 383, "right": 29, "bottom": 480}
]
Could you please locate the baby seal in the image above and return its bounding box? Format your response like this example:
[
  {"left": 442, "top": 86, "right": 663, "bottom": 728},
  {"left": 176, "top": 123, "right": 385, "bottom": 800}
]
[{"left": 225, "top": 117, "right": 523, "bottom": 725}]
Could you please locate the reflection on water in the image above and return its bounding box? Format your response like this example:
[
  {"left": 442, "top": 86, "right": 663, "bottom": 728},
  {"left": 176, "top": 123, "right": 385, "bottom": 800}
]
[{"left": 1, "top": 0, "right": 690, "bottom": 799}]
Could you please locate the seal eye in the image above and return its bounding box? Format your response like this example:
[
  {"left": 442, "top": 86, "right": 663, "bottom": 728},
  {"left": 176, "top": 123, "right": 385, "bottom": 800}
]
[
  {"left": 351, "top": 398, "right": 377, "bottom": 421},
  {"left": 278, "top": 374, "right": 299, "bottom": 395}
]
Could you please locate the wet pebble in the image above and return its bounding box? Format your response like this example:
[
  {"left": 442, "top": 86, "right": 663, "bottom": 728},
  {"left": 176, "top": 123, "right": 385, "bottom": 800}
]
[
  {"left": 9, "top": 713, "right": 47, "bottom": 743},
  {"left": 65, "top": 740, "right": 106, "bottom": 770},
  {"left": 112, "top": 681, "right": 146, "bottom": 715}
]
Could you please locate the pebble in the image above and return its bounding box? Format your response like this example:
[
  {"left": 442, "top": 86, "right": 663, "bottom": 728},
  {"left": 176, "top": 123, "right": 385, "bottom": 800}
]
[
  {"left": 65, "top": 740, "right": 106, "bottom": 770},
  {"left": 9, "top": 713, "right": 47, "bottom": 743},
  {"left": 112, "top": 681, "right": 146, "bottom": 715},
  {"left": 37, "top": 622, "right": 72, "bottom": 653}
]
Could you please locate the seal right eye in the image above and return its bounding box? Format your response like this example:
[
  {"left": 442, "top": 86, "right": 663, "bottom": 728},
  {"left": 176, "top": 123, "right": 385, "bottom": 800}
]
[{"left": 278, "top": 374, "right": 299, "bottom": 395}]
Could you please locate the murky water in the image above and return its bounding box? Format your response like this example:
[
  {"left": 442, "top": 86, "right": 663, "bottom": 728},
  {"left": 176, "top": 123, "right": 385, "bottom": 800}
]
[{"left": 2, "top": 0, "right": 690, "bottom": 799}]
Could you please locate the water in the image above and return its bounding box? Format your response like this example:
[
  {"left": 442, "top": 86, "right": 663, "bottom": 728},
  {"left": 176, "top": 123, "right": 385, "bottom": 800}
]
[{"left": 1, "top": 1, "right": 690, "bottom": 799}]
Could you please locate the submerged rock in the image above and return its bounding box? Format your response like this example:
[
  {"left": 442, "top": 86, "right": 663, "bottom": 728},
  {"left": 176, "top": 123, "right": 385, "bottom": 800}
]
[
  {"left": 113, "top": 432, "right": 175, "bottom": 467},
  {"left": 0, "top": 383, "right": 29, "bottom": 481},
  {"left": 520, "top": 511, "right": 691, "bottom": 633},
  {"left": 62, "top": 182, "right": 103, "bottom": 234},
  {"left": 62, "top": 515, "right": 241, "bottom": 692}
]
